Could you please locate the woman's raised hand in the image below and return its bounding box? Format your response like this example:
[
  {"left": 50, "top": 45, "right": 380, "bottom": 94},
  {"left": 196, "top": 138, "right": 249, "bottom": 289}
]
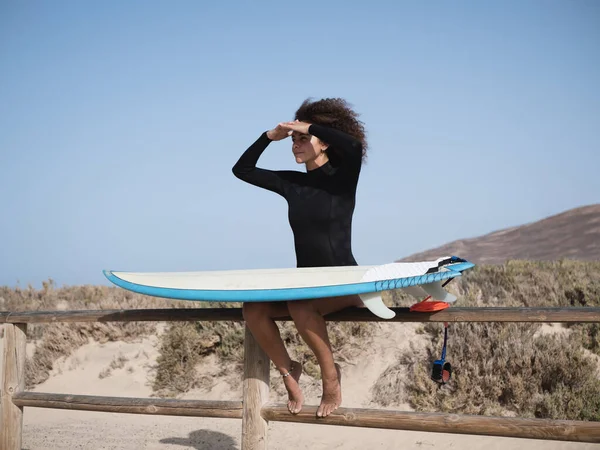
[
  {"left": 267, "top": 120, "right": 311, "bottom": 141},
  {"left": 280, "top": 121, "right": 311, "bottom": 134},
  {"left": 266, "top": 124, "right": 291, "bottom": 141}
]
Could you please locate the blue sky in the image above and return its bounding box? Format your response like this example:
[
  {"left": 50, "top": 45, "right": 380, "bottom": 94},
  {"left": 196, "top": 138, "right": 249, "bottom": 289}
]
[{"left": 1, "top": 0, "right": 599, "bottom": 288}]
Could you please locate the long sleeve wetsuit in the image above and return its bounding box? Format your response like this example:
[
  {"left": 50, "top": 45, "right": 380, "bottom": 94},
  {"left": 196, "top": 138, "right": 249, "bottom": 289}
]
[{"left": 232, "top": 124, "right": 362, "bottom": 268}]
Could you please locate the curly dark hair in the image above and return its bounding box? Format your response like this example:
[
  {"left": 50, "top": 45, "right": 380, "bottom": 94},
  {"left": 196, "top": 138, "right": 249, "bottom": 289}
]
[{"left": 294, "top": 98, "right": 368, "bottom": 161}]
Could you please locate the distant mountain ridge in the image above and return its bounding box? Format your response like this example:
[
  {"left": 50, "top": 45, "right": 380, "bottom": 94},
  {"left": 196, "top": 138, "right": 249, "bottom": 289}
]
[{"left": 400, "top": 204, "right": 600, "bottom": 264}]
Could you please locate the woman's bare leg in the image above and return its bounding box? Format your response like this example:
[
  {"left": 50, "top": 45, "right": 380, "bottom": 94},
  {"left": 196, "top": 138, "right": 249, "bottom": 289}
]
[
  {"left": 287, "top": 295, "right": 362, "bottom": 417},
  {"left": 242, "top": 302, "right": 304, "bottom": 413}
]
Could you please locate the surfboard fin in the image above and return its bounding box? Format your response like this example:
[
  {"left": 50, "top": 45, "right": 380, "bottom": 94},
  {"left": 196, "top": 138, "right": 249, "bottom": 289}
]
[
  {"left": 359, "top": 292, "right": 396, "bottom": 319},
  {"left": 420, "top": 280, "right": 457, "bottom": 303}
]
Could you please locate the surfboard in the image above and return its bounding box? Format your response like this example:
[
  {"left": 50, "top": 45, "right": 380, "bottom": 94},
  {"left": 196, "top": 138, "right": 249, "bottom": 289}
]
[{"left": 103, "top": 256, "right": 474, "bottom": 319}]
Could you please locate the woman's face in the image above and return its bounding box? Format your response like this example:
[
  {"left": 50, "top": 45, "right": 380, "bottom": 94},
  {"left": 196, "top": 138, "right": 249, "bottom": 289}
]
[{"left": 291, "top": 131, "right": 327, "bottom": 165}]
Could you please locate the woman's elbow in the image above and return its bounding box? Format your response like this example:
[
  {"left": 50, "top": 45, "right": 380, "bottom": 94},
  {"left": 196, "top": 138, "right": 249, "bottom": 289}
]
[{"left": 232, "top": 164, "right": 249, "bottom": 179}]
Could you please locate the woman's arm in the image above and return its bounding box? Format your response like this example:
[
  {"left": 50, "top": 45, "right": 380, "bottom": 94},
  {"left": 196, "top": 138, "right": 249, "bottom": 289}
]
[{"left": 232, "top": 129, "right": 289, "bottom": 196}]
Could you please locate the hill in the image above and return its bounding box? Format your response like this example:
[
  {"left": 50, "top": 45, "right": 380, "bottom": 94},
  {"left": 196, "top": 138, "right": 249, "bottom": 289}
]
[{"left": 400, "top": 204, "right": 600, "bottom": 264}]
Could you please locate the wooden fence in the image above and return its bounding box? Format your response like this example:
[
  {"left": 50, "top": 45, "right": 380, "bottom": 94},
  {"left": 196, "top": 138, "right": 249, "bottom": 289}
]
[{"left": 2, "top": 306, "right": 600, "bottom": 449}]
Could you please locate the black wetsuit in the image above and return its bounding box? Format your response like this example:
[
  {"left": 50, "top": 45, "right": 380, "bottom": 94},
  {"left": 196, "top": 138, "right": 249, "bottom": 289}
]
[{"left": 232, "top": 124, "right": 362, "bottom": 268}]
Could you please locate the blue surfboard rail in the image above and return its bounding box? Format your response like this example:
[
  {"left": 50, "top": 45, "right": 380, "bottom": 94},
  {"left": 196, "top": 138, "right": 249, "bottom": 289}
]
[{"left": 103, "top": 260, "right": 475, "bottom": 302}]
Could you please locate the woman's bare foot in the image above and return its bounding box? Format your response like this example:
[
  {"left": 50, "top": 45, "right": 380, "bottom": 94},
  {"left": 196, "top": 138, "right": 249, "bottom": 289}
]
[
  {"left": 317, "top": 363, "right": 342, "bottom": 418},
  {"left": 282, "top": 361, "right": 304, "bottom": 414}
]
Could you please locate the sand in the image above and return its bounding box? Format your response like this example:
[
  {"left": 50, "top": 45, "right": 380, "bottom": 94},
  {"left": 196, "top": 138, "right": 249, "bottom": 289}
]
[{"left": 9, "top": 323, "right": 597, "bottom": 449}]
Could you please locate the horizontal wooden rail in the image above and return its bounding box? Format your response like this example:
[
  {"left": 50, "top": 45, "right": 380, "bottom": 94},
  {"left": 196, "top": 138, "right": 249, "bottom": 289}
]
[
  {"left": 11, "top": 392, "right": 598, "bottom": 443},
  {"left": 262, "top": 404, "right": 600, "bottom": 443},
  {"left": 1, "top": 307, "right": 599, "bottom": 324},
  {"left": 12, "top": 392, "right": 243, "bottom": 419}
]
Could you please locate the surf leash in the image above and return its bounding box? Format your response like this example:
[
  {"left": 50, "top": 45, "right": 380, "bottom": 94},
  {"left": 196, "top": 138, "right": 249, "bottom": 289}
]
[
  {"left": 431, "top": 321, "right": 452, "bottom": 385},
  {"left": 408, "top": 278, "right": 454, "bottom": 385}
]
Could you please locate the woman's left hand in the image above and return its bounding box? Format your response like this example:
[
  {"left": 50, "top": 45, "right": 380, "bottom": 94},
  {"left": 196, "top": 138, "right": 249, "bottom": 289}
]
[{"left": 279, "top": 120, "right": 311, "bottom": 134}]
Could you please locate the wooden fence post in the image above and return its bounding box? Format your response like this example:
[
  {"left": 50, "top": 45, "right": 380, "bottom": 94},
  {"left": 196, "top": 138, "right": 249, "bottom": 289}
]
[
  {"left": 1, "top": 323, "right": 27, "bottom": 450},
  {"left": 241, "top": 325, "right": 270, "bottom": 450}
]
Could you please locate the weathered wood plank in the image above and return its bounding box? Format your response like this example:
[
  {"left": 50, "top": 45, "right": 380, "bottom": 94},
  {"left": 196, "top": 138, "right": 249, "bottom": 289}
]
[
  {"left": 1, "top": 307, "right": 599, "bottom": 324},
  {"left": 11, "top": 392, "right": 243, "bottom": 418},
  {"left": 0, "top": 308, "right": 245, "bottom": 323},
  {"left": 261, "top": 404, "right": 600, "bottom": 443},
  {"left": 1, "top": 323, "right": 27, "bottom": 450},
  {"left": 14, "top": 391, "right": 242, "bottom": 418},
  {"left": 242, "top": 326, "right": 270, "bottom": 450}
]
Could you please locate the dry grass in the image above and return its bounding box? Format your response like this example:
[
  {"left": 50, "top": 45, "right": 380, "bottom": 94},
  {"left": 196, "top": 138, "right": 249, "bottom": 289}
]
[
  {"left": 98, "top": 353, "right": 129, "bottom": 379},
  {"left": 151, "top": 312, "right": 377, "bottom": 397},
  {"left": 373, "top": 260, "right": 600, "bottom": 421},
  {"left": 151, "top": 319, "right": 245, "bottom": 397},
  {"left": 149, "top": 305, "right": 377, "bottom": 397},
  {"left": 387, "top": 259, "right": 600, "bottom": 309},
  {"left": 373, "top": 322, "right": 600, "bottom": 420},
  {"left": 0, "top": 280, "right": 194, "bottom": 388}
]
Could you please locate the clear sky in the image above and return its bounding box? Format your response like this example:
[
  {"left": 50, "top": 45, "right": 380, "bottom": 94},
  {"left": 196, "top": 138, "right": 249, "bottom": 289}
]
[{"left": 1, "top": 1, "right": 599, "bottom": 288}]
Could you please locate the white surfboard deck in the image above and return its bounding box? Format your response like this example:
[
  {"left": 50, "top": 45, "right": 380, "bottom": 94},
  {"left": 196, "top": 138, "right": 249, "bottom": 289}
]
[{"left": 104, "top": 256, "right": 474, "bottom": 319}]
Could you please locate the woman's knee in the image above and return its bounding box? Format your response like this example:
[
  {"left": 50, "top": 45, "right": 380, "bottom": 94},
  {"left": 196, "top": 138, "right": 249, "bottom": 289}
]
[
  {"left": 243, "top": 302, "right": 268, "bottom": 323},
  {"left": 287, "top": 300, "right": 317, "bottom": 322},
  {"left": 242, "top": 301, "right": 282, "bottom": 323},
  {"left": 289, "top": 295, "right": 361, "bottom": 320}
]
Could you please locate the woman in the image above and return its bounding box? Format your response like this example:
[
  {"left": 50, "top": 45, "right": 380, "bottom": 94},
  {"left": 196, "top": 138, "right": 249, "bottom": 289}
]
[{"left": 232, "top": 98, "right": 367, "bottom": 418}]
